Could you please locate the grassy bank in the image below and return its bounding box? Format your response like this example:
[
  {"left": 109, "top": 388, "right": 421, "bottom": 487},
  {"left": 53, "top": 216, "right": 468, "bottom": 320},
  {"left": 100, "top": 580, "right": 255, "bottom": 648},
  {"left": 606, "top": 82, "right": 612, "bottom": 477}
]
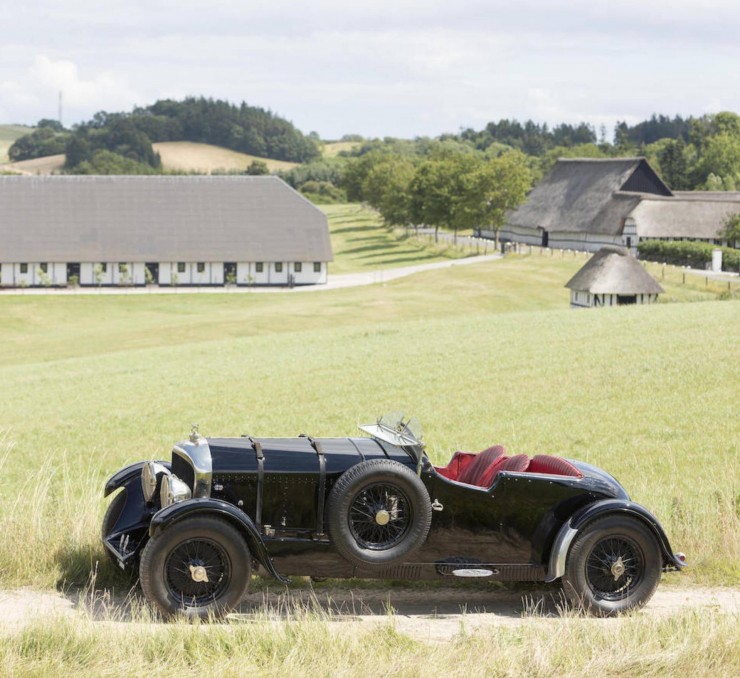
[{"left": 1, "top": 607, "right": 737, "bottom": 677}]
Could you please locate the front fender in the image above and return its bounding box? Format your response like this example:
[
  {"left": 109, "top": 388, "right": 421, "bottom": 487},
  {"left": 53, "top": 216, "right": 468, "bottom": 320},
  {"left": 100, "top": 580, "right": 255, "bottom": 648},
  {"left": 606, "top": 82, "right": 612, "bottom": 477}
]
[
  {"left": 546, "top": 499, "right": 685, "bottom": 582},
  {"left": 149, "top": 498, "right": 289, "bottom": 584},
  {"left": 104, "top": 460, "right": 171, "bottom": 496}
]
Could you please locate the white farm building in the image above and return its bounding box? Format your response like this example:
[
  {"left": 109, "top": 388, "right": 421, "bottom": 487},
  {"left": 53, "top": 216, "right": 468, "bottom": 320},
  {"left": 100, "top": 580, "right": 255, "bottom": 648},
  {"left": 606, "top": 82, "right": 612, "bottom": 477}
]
[{"left": 0, "top": 175, "right": 333, "bottom": 288}]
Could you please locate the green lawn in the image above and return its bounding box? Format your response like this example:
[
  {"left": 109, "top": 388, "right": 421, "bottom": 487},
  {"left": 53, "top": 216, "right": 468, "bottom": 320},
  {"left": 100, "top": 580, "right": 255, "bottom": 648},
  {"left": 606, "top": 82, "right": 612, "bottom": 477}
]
[
  {"left": 323, "top": 204, "right": 470, "bottom": 274},
  {"left": 0, "top": 258, "right": 737, "bottom": 588}
]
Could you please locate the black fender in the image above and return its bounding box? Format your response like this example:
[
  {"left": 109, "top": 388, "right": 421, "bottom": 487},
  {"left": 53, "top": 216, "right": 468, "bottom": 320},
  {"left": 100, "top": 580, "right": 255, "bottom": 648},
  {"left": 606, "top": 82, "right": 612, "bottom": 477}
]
[
  {"left": 149, "top": 498, "right": 289, "bottom": 584},
  {"left": 102, "top": 462, "right": 170, "bottom": 570},
  {"left": 104, "top": 461, "right": 171, "bottom": 497},
  {"left": 546, "top": 499, "right": 685, "bottom": 582}
]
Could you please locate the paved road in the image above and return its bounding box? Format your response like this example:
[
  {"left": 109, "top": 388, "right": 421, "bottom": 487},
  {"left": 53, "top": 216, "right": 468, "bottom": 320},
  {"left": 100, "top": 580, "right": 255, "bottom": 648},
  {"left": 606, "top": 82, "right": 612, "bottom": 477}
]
[{"left": 0, "top": 254, "right": 502, "bottom": 296}]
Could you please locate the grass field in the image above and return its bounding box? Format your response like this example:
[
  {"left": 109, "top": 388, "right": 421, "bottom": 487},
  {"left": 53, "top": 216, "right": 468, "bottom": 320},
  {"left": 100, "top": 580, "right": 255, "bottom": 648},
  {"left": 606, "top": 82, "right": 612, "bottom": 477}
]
[
  {"left": 153, "top": 141, "right": 299, "bottom": 173},
  {"left": 321, "top": 140, "right": 360, "bottom": 157},
  {"left": 0, "top": 208, "right": 737, "bottom": 673},
  {"left": 1, "top": 607, "right": 737, "bottom": 677},
  {"left": 325, "top": 204, "right": 470, "bottom": 273},
  {"left": 0, "top": 124, "right": 32, "bottom": 163}
]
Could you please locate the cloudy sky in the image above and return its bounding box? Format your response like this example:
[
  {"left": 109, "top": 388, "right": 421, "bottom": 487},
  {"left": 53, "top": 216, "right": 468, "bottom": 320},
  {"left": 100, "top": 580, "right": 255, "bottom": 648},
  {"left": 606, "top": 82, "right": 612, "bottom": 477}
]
[{"left": 2, "top": 1, "right": 739, "bottom": 139}]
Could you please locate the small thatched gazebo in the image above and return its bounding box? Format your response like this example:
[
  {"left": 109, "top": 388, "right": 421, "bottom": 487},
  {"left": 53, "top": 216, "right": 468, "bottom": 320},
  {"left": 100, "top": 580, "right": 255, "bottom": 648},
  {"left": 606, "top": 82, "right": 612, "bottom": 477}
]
[{"left": 565, "top": 246, "right": 663, "bottom": 308}]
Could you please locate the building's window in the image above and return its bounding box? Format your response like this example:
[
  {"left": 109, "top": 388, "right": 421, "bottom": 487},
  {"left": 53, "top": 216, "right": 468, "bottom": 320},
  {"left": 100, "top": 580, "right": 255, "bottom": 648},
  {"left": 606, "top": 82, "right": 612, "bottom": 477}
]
[
  {"left": 313, "top": 262, "right": 321, "bottom": 273},
  {"left": 177, "top": 262, "right": 186, "bottom": 273},
  {"left": 256, "top": 262, "right": 264, "bottom": 273},
  {"left": 20, "top": 263, "right": 28, "bottom": 274},
  {"left": 100, "top": 263, "right": 107, "bottom": 273},
  {"left": 118, "top": 263, "right": 126, "bottom": 273},
  {"left": 40, "top": 263, "right": 48, "bottom": 273},
  {"left": 625, "top": 236, "right": 631, "bottom": 248},
  {"left": 294, "top": 262, "right": 302, "bottom": 273},
  {"left": 275, "top": 262, "right": 283, "bottom": 273},
  {"left": 197, "top": 262, "right": 205, "bottom": 273}
]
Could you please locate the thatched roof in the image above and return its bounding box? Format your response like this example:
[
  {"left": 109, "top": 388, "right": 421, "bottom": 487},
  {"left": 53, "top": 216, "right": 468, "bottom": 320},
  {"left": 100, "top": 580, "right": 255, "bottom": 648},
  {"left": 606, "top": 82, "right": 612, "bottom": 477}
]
[
  {"left": 507, "top": 158, "right": 672, "bottom": 235},
  {"left": 565, "top": 246, "right": 664, "bottom": 294},
  {"left": 0, "top": 175, "right": 333, "bottom": 263},
  {"left": 628, "top": 195, "right": 740, "bottom": 239}
]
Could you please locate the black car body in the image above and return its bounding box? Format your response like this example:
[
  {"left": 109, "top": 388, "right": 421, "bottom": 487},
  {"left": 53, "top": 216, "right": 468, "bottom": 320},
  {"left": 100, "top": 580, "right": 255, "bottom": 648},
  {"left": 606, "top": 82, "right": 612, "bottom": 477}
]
[{"left": 103, "top": 416, "right": 685, "bottom": 617}]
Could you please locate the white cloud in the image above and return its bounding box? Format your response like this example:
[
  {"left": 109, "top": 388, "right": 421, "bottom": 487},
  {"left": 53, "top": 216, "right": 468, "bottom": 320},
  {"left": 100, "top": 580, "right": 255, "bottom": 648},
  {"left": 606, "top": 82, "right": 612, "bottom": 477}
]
[
  {"left": 0, "top": 56, "right": 141, "bottom": 125},
  {"left": 1, "top": 2, "right": 739, "bottom": 136}
]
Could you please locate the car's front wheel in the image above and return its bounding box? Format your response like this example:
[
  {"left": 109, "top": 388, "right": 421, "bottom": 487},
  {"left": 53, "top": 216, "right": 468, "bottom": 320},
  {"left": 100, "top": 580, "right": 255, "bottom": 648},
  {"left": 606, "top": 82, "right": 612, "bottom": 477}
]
[
  {"left": 139, "top": 516, "right": 251, "bottom": 619},
  {"left": 562, "top": 515, "right": 662, "bottom": 616}
]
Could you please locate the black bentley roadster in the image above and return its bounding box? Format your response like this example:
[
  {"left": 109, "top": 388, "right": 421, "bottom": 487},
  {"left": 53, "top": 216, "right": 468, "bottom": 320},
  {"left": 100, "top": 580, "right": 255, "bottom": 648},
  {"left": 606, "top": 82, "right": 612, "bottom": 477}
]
[{"left": 102, "top": 415, "right": 685, "bottom": 618}]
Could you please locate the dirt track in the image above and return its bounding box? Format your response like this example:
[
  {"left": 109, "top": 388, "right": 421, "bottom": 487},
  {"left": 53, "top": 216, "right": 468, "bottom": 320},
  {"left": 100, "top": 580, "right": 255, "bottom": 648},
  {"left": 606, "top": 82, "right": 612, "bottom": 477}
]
[{"left": 1, "top": 585, "right": 737, "bottom": 642}]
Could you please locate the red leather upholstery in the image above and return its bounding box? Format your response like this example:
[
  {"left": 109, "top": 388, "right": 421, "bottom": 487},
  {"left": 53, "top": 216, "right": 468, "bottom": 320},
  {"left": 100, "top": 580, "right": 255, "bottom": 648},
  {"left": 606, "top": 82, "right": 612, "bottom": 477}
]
[
  {"left": 527, "top": 454, "right": 583, "bottom": 478},
  {"left": 500, "top": 454, "right": 530, "bottom": 473},
  {"left": 435, "top": 449, "right": 581, "bottom": 487},
  {"left": 434, "top": 451, "right": 477, "bottom": 481},
  {"left": 458, "top": 445, "right": 505, "bottom": 486}
]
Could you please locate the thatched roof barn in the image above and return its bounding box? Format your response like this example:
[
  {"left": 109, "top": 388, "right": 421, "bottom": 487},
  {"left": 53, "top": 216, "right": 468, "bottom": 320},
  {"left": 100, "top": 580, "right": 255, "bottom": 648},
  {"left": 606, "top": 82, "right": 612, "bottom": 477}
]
[
  {"left": 493, "top": 158, "right": 740, "bottom": 253},
  {"left": 565, "top": 246, "right": 664, "bottom": 308}
]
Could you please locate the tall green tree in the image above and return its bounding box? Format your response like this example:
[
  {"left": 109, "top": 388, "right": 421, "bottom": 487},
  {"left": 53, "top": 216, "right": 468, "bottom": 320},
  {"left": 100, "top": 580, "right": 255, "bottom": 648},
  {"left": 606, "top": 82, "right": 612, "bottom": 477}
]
[
  {"left": 462, "top": 151, "right": 532, "bottom": 247},
  {"left": 362, "top": 156, "right": 417, "bottom": 226}
]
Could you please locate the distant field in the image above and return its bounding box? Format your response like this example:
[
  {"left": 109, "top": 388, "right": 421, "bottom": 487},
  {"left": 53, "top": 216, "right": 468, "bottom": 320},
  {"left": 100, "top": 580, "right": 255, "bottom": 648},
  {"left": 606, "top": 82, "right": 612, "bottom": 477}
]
[
  {"left": 0, "top": 124, "right": 33, "bottom": 163},
  {"left": 325, "top": 204, "right": 470, "bottom": 274},
  {"left": 322, "top": 141, "right": 360, "bottom": 157},
  {"left": 154, "top": 141, "right": 299, "bottom": 173},
  {"left": 2, "top": 153, "right": 65, "bottom": 175}
]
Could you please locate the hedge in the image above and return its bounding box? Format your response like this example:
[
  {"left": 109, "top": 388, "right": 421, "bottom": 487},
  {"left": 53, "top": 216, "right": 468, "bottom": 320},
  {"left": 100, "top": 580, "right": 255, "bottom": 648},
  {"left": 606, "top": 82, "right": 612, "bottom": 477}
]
[{"left": 637, "top": 240, "right": 740, "bottom": 272}]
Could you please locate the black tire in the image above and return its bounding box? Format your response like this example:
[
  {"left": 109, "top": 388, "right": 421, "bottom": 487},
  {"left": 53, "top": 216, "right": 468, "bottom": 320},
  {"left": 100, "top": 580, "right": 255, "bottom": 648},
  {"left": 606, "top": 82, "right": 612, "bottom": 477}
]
[
  {"left": 327, "top": 459, "right": 432, "bottom": 568},
  {"left": 562, "top": 515, "right": 662, "bottom": 616},
  {"left": 139, "top": 516, "right": 251, "bottom": 619}
]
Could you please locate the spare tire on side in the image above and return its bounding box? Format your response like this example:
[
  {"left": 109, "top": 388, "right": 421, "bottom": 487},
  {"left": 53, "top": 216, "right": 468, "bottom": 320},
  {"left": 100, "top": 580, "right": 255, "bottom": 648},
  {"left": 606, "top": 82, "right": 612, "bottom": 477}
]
[{"left": 326, "top": 459, "right": 432, "bottom": 568}]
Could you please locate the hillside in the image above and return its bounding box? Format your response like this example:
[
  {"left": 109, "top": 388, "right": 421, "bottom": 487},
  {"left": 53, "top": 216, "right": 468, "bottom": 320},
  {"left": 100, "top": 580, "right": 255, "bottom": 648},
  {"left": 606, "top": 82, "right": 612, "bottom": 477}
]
[
  {"left": 2, "top": 153, "right": 64, "bottom": 175},
  {"left": 0, "top": 124, "right": 33, "bottom": 163},
  {"left": 153, "top": 141, "right": 299, "bottom": 173}
]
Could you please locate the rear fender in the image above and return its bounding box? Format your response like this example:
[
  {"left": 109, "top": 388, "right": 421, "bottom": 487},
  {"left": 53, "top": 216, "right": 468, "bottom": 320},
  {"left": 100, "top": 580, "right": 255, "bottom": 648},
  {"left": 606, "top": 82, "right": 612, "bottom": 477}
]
[
  {"left": 149, "top": 498, "right": 289, "bottom": 584},
  {"left": 546, "top": 499, "right": 685, "bottom": 582}
]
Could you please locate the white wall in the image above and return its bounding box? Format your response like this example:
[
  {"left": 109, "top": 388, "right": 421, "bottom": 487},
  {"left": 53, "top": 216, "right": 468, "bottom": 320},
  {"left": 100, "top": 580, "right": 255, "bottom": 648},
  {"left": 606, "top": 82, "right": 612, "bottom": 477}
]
[
  {"left": 290, "top": 262, "right": 327, "bottom": 285},
  {"left": 80, "top": 263, "right": 114, "bottom": 285},
  {"left": 0, "top": 262, "right": 67, "bottom": 286}
]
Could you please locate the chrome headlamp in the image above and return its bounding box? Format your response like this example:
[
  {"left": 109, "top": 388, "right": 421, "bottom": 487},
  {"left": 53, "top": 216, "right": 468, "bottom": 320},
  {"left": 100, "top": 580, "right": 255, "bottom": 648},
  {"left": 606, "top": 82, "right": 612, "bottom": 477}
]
[
  {"left": 141, "top": 462, "right": 169, "bottom": 503},
  {"left": 160, "top": 474, "right": 192, "bottom": 508}
]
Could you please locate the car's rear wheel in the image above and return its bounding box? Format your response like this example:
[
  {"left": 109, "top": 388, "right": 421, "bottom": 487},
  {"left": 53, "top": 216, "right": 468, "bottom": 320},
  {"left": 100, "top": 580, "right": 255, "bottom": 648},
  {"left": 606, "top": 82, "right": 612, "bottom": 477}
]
[
  {"left": 562, "top": 515, "right": 662, "bottom": 616},
  {"left": 139, "top": 516, "right": 251, "bottom": 619},
  {"left": 327, "top": 459, "right": 432, "bottom": 568}
]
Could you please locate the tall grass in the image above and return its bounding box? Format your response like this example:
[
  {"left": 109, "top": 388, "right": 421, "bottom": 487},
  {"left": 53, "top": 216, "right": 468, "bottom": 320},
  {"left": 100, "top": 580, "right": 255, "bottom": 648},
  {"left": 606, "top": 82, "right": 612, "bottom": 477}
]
[{"left": 0, "top": 606, "right": 737, "bottom": 676}]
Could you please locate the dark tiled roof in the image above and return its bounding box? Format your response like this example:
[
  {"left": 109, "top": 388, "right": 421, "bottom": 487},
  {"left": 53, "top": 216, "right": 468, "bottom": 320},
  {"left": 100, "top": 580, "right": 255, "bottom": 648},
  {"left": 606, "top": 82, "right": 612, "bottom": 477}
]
[{"left": 0, "top": 175, "right": 333, "bottom": 263}]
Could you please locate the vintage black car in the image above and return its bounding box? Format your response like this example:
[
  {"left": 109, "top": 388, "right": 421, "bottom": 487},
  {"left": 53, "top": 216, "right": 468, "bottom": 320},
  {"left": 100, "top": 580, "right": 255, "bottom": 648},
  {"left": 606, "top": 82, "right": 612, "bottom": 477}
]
[{"left": 103, "top": 415, "right": 685, "bottom": 618}]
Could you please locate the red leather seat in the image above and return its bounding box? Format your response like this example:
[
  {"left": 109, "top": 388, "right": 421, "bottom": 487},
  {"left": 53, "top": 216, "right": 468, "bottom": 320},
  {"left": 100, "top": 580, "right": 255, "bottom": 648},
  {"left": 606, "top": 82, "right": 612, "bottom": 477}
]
[
  {"left": 457, "top": 445, "right": 505, "bottom": 487},
  {"left": 527, "top": 454, "right": 582, "bottom": 478}
]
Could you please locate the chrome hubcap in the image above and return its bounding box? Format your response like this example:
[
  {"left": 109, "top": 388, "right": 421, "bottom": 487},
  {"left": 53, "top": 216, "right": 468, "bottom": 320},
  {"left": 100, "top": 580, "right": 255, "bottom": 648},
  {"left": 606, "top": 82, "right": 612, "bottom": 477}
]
[
  {"left": 375, "top": 509, "right": 390, "bottom": 526},
  {"left": 611, "top": 557, "right": 625, "bottom": 581},
  {"left": 189, "top": 564, "right": 209, "bottom": 583}
]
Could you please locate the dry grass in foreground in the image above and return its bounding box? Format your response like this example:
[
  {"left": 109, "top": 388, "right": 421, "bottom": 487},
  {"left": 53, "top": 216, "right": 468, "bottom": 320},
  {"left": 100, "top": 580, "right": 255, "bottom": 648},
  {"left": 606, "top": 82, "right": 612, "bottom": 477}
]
[{"left": 0, "top": 602, "right": 737, "bottom": 677}]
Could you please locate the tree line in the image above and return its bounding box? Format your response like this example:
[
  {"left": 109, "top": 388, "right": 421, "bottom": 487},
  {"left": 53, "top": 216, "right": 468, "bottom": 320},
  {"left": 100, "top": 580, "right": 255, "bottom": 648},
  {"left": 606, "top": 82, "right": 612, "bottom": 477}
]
[{"left": 8, "top": 97, "right": 321, "bottom": 171}]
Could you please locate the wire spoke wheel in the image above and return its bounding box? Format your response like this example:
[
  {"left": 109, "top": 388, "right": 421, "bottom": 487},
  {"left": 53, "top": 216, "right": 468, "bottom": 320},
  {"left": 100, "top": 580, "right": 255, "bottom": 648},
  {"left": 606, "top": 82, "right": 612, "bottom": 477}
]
[
  {"left": 164, "top": 538, "right": 231, "bottom": 606},
  {"left": 140, "top": 516, "right": 251, "bottom": 619},
  {"left": 563, "top": 515, "right": 662, "bottom": 616},
  {"left": 327, "top": 459, "right": 432, "bottom": 567},
  {"left": 585, "top": 536, "right": 643, "bottom": 601},
  {"left": 349, "top": 483, "right": 411, "bottom": 550}
]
